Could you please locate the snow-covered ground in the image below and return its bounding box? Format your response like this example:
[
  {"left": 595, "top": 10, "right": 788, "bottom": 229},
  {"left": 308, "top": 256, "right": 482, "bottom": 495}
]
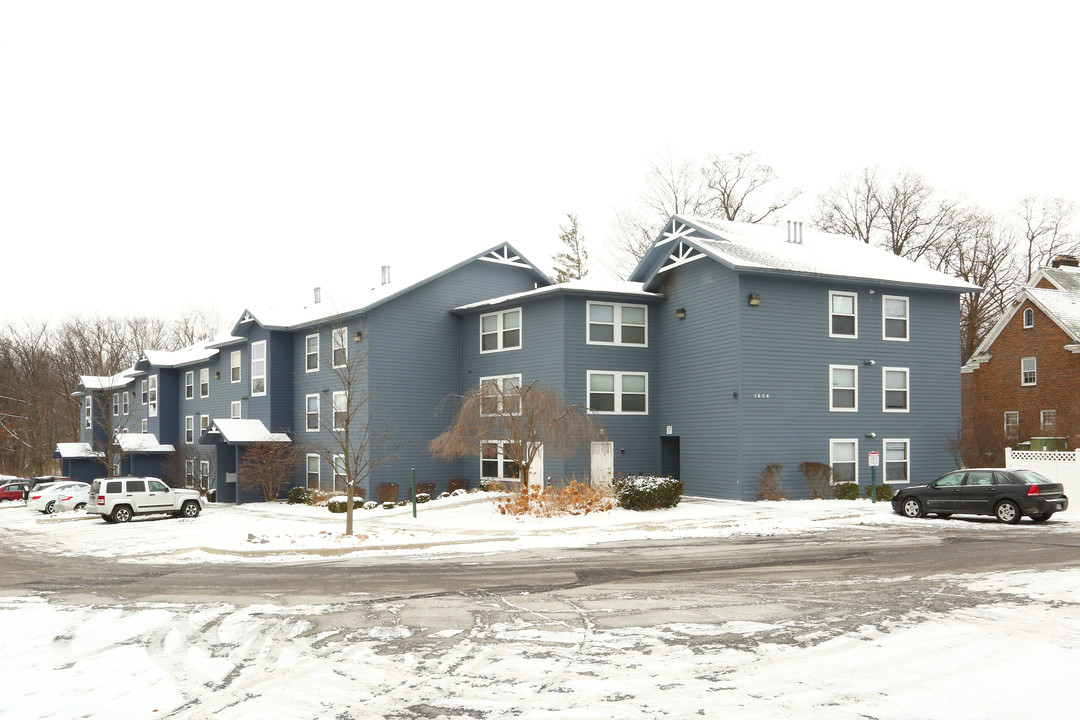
[{"left": 1, "top": 496, "right": 1078, "bottom": 719}]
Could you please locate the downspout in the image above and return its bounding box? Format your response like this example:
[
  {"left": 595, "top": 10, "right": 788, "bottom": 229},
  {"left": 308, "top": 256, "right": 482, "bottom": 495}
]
[{"left": 456, "top": 311, "right": 466, "bottom": 480}]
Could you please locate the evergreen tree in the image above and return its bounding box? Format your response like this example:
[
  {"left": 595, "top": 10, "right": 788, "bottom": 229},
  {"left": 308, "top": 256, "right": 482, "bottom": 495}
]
[{"left": 552, "top": 213, "right": 589, "bottom": 283}]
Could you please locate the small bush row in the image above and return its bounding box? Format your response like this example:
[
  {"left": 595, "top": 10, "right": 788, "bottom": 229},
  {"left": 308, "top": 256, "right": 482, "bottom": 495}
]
[
  {"left": 613, "top": 475, "right": 683, "bottom": 511},
  {"left": 757, "top": 464, "right": 898, "bottom": 501},
  {"left": 496, "top": 480, "right": 617, "bottom": 517}
]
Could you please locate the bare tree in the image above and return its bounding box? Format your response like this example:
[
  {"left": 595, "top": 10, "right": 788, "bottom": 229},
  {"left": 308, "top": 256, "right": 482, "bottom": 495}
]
[
  {"left": 552, "top": 213, "right": 589, "bottom": 283},
  {"left": 429, "top": 379, "right": 603, "bottom": 494},
  {"left": 701, "top": 151, "right": 801, "bottom": 224},
  {"left": 1016, "top": 195, "right": 1077, "bottom": 280},
  {"left": 167, "top": 306, "right": 223, "bottom": 350},
  {"left": 238, "top": 439, "right": 300, "bottom": 502},
  {"left": 813, "top": 167, "right": 882, "bottom": 244},
  {"left": 875, "top": 169, "right": 963, "bottom": 264}
]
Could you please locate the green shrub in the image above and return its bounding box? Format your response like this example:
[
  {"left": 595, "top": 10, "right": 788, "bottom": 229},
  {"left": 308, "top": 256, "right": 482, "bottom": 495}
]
[
  {"left": 865, "top": 483, "right": 894, "bottom": 502},
  {"left": 614, "top": 475, "right": 683, "bottom": 511},
  {"left": 327, "top": 498, "right": 348, "bottom": 513},
  {"left": 415, "top": 492, "right": 431, "bottom": 504},
  {"left": 286, "top": 486, "right": 310, "bottom": 505},
  {"left": 833, "top": 482, "right": 859, "bottom": 500}
]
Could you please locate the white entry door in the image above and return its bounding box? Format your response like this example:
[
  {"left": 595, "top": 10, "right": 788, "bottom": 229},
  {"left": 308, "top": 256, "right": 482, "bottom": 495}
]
[
  {"left": 591, "top": 441, "right": 614, "bottom": 485},
  {"left": 527, "top": 443, "right": 544, "bottom": 490}
]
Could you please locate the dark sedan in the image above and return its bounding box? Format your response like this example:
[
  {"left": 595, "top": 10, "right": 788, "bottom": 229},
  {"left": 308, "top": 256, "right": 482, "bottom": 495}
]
[{"left": 891, "top": 468, "right": 1069, "bottom": 524}]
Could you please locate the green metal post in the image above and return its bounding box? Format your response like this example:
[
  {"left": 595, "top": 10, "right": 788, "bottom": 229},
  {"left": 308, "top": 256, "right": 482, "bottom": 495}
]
[
  {"left": 411, "top": 467, "right": 417, "bottom": 518},
  {"left": 870, "top": 466, "right": 877, "bottom": 503}
]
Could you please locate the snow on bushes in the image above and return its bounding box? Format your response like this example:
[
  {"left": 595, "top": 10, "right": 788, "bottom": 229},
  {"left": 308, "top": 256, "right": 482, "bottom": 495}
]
[{"left": 614, "top": 475, "right": 683, "bottom": 511}]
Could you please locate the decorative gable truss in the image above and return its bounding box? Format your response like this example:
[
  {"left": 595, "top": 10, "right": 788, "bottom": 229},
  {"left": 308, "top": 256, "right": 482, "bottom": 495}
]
[
  {"left": 480, "top": 245, "right": 532, "bottom": 269},
  {"left": 658, "top": 240, "right": 705, "bottom": 274}
]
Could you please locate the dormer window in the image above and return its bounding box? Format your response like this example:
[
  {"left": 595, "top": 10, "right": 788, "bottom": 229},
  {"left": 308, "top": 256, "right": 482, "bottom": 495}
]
[{"left": 1023, "top": 308, "right": 1034, "bottom": 329}]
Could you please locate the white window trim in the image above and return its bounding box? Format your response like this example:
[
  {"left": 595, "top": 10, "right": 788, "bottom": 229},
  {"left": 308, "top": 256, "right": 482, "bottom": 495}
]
[
  {"left": 1023, "top": 308, "right": 1034, "bottom": 329},
  {"left": 332, "top": 453, "right": 347, "bottom": 489},
  {"left": 829, "top": 290, "right": 858, "bottom": 339},
  {"left": 829, "top": 438, "right": 859, "bottom": 485},
  {"left": 587, "top": 371, "right": 649, "bottom": 415},
  {"left": 200, "top": 414, "right": 210, "bottom": 434},
  {"left": 185, "top": 459, "right": 195, "bottom": 483},
  {"left": 586, "top": 301, "right": 649, "bottom": 347},
  {"left": 141, "top": 418, "right": 148, "bottom": 433},
  {"left": 185, "top": 371, "right": 194, "bottom": 400},
  {"left": 332, "top": 390, "right": 347, "bottom": 431},
  {"left": 882, "top": 367, "right": 910, "bottom": 413},
  {"left": 231, "top": 400, "right": 242, "bottom": 420},
  {"left": 882, "top": 295, "right": 909, "bottom": 342},
  {"left": 480, "top": 439, "right": 521, "bottom": 481},
  {"left": 882, "top": 438, "right": 910, "bottom": 484},
  {"left": 122, "top": 392, "right": 129, "bottom": 416},
  {"left": 332, "top": 327, "right": 348, "bottom": 368},
  {"left": 199, "top": 460, "right": 211, "bottom": 490},
  {"left": 305, "top": 393, "right": 320, "bottom": 432},
  {"left": 305, "top": 333, "right": 320, "bottom": 373},
  {"left": 479, "top": 307, "right": 522, "bottom": 354},
  {"left": 185, "top": 415, "right": 194, "bottom": 444},
  {"left": 148, "top": 375, "right": 158, "bottom": 417},
  {"left": 1021, "top": 356, "right": 1037, "bottom": 386},
  {"left": 306, "top": 453, "right": 321, "bottom": 489},
  {"left": 141, "top": 379, "right": 148, "bottom": 404},
  {"left": 829, "top": 364, "right": 858, "bottom": 412},
  {"left": 199, "top": 368, "right": 209, "bottom": 398},
  {"left": 84, "top": 397, "right": 92, "bottom": 429},
  {"left": 230, "top": 350, "right": 242, "bottom": 383},
  {"left": 1041, "top": 409, "right": 1057, "bottom": 428},
  {"left": 1004, "top": 411, "right": 1019, "bottom": 436},
  {"left": 251, "top": 340, "right": 267, "bottom": 397},
  {"left": 112, "top": 392, "right": 120, "bottom": 416},
  {"left": 479, "top": 374, "right": 523, "bottom": 416}
]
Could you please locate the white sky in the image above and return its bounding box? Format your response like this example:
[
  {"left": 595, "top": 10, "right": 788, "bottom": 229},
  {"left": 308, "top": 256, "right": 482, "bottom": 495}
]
[{"left": 3, "top": 1, "right": 1078, "bottom": 326}]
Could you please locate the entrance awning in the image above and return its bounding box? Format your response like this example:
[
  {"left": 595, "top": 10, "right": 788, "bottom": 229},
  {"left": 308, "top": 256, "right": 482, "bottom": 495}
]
[{"left": 201, "top": 419, "right": 291, "bottom": 446}]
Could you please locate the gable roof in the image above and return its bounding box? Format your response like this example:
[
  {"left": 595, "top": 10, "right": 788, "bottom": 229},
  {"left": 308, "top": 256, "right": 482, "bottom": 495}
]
[
  {"left": 73, "top": 369, "right": 138, "bottom": 395},
  {"left": 201, "top": 419, "right": 291, "bottom": 445},
  {"left": 451, "top": 279, "right": 663, "bottom": 313},
  {"left": 632, "top": 215, "right": 981, "bottom": 293},
  {"left": 139, "top": 334, "right": 242, "bottom": 369},
  {"left": 233, "top": 242, "right": 553, "bottom": 333},
  {"left": 966, "top": 286, "right": 1080, "bottom": 369},
  {"left": 114, "top": 433, "right": 175, "bottom": 454},
  {"left": 1029, "top": 264, "right": 1080, "bottom": 292},
  {"left": 53, "top": 442, "right": 103, "bottom": 459}
]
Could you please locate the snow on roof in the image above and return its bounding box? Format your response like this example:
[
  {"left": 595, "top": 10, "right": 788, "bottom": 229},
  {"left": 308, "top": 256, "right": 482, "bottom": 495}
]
[
  {"left": 115, "top": 434, "right": 175, "bottom": 454},
  {"left": 451, "top": 279, "right": 662, "bottom": 312},
  {"left": 664, "top": 215, "right": 981, "bottom": 292},
  {"left": 142, "top": 334, "right": 239, "bottom": 368},
  {"left": 1032, "top": 264, "right": 1080, "bottom": 292},
  {"left": 78, "top": 369, "right": 138, "bottom": 391},
  {"left": 54, "top": 442, "right": 103, "bottom": 459},
  {"left": 204, "top": 419, "right": 291, "bottom": 444},
  {"left": 1027, "top": 287, "right": 1080, "bottom": 337}
]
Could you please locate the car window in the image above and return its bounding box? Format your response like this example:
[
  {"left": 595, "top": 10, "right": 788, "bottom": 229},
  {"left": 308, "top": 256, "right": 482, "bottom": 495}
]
[
  {"left": 105, "top": 481, "right": 122, "bottom": 493},
  {"left": 934, "top": 472, "right": 965, "bottom": 487},
  {"left": 993, "top": 472, "right": 1017, "bottom": 485},
  {"left": 126, "top": 480, "right": 147, "bottom": 493},
  {"left": 964, "top": 471, "right": 994, "bottom": 486},
  {"left": 1013, "top": 470, "right": 1053, "bottom": 485},
  {"left": 148, "top": 480, "right": 169, "bottom": 492}
]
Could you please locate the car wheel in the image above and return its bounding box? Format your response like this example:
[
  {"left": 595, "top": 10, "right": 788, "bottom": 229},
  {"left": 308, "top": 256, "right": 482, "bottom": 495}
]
[
  {"left": 995, "top": 500, "right": 1022, "bottom": 524},
  {"left": 74, "top": 502, "right": 86, "bottom": 511},
  {"left": 1031, "top": 512, "right": 1054, "bottom": 523},
  {"left": 0, "top": 498, "right": 10, "bottom": 504},
  {"left": 43, "top": 500, "right": 56, "bottom": 514},
  {"left": 901, "top": 497, "right": 924, "bottom": 518},
  {"left": 111, "top": 505, "right": 133, "bottom": 523},
  {"left": 934, "top": 513, "right": 952, "bottom": 519},
  {"left": 180, "top": 500, "right": 200, "bottom": 519}
]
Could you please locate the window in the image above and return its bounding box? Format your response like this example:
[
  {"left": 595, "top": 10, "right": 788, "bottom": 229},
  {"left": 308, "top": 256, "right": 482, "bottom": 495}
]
[
  {"left": 829, "top": 365, "right": 857, "bottom": 411},
  {"left": 883, "top": 368, "right": 909, "bottom": 412},
  {"left": 829, "top": 291, "right": 857, "bottom": 338},
  {"left": 883, "top": 439, "right": 909, "bottom": 484},
  {"left": 141, "top": 379, "right": 148, "bottom": 404},
  {"left": 231, "top": 350, "right": 241, "bottom": 383},
  {"left": 1021, "top": 357, "right": 1037, "bottom": 386},
  {"left": 883, "top": 295, "right": 909, "bottom": 340},
  {"left": 148, "top": 375, "right": 158, "bottom": 417},
  {"left": 185, "top": 459, "right": 195, "bottom": 485},
  {"left": 305, "top": 334, "right": 319, "bottom": 372},
  {"left": 480, "top": 308, "right": 521, "bottom": 352},
  {"left": 200, "top": 415, "right": 209, "bottom": 434},
  {"left": 141, "top": 418, "right": 148, "bottom": 433},
  {"left": 112, "top": 393, "right": 120, "bottom": 416},
  {"left": 332, "top": 391, "right": 347, "bottom": 431},
  {"left": 185, "top": 371, "right": 194, "bottom": 400},
  {"left": 231, "top": 400, "right": 242, "bottom": 420},
  {"left": 185, "top": 416, "right": 194, "bottom": 444},
  {"left": 306, "top": 394, "right": 320, "bottom": 431},
  {"left": 480, "top": 375, "right": 522, "bottom": 415},
  {"left": 251, "top": 341, "right": 266, "bottom": 396},
  {"left": 122, "top": 392, "right": 129, "bottom": 415},
  {"left": 588, "top": 371, "right": 647, "bottom": 414},
  {"left": 333, "top": 454, "right": 346, "bottom": 490},
  {"left": 481, "top": 440, "right": 521, "bottom": 481},
  {"left": 306, "top": 454, "right": 320, "bottom": 489},
  {"left": 199, "top": 461, "right": 210, "bottom": 490},
  {"left": 332, "top": 327, "right": 347, "bottom": 368},
  {"left": 1004, "top": 411, "right": 1019, "bottom": 437},
  {"left": 199, "top": 368, "right": 209, "bottom": 397},
  {"left": 1023, "top": 308, "right": 1034, "bottom": 329},
  {"left": 1041, "top": 409, "right": 1057, "bottom": 429},
  {"left": 587, "top": 302, "right": 647, "bottom": 346},
  {"left": 830, "top": 439, "right": 858, "bottom": 484},
  {"left": 84, "top": 397, "right": 92, "bottom": 429}
]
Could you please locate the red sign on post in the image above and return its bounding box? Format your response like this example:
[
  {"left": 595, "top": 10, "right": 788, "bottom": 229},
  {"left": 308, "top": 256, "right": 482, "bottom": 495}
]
[{"left": 868, "top": 451, "right": 880, "bottom": 467}]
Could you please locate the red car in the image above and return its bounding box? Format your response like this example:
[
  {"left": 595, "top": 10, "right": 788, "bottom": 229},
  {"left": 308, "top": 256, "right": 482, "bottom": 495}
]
[{"left": 0, "top": 481, "right": 29, "bottom": 503}]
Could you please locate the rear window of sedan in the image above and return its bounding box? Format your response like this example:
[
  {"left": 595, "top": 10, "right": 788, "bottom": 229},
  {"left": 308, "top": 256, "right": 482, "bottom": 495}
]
[{"left": 1012, "top": 470, "right": 1053, "bottom": 485}]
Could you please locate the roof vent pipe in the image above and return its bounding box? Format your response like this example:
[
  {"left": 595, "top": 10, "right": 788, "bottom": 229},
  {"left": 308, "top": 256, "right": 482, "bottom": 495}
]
[
  {"left": 381, "top": 266, "right": 391, "bottom": 285},
  {"left": 314, "top": 287, "right": 321, "bottom": 304},
  {"left": 798, "top": 222, "right": 804, "bottom": 244},
  {"left": 787, "top": 220, "right": 792, "bottom": 243}
]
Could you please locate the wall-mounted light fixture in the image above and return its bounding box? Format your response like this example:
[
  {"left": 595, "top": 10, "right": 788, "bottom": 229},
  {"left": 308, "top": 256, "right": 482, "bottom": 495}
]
[
  {"left": 620, "top": 447, "right": 625, "bottom": 454},
  {"left": 864, "top": 359, "right": 876, "bottom": 366},
  {"left": 353, "top": 331, "right": 363, "bottom": 342},
  {"left": 748, "top": 293, "right": 761, "bottom": 306},
  {"left": 214, "top": 371, "right": 221, "bottom": 380},
  {"left": 675, "top": 307, "right": 687, "bottom": 319},
  {"left": 865, "top": 432, "right": 877, "bottom": 438}
]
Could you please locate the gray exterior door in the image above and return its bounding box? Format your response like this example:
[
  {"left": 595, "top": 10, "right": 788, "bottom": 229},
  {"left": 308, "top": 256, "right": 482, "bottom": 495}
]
[{"left": 660, "top": 436, "right": 680, "bottom": 480}]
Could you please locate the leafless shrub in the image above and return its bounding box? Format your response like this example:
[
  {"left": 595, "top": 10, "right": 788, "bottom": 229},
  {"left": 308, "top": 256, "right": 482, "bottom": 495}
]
[
  {"left": 238, "top": 440, "right": 300, "bottom": 502},
  {"left": 756, "top": 463, "right": 787, "bottom": 501},
  {"left": 799, "top": 461, "right": 833, "bottom": 499}
]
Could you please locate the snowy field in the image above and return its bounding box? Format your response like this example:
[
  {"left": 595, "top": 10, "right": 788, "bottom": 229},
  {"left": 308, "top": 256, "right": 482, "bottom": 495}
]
[{"left": 1, "top": 496, "right": 1078, "bottom": 719}]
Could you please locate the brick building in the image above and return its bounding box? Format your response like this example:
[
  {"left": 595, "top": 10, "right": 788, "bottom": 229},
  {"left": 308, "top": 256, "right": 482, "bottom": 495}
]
[{"left": 962, "top": 258, "right": 1080, "bottom": 464}]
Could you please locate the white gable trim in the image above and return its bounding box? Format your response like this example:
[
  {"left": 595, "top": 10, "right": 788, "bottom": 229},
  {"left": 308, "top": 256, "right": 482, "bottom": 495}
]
[
  {"left": 658, "top": 240, "right": 706, "bottom": 274},
  {"left": 479, "top": 245, "right": 531, "bottom": 269},
  {"left": 970, "top": 288, "right": 1080, "bottom": 361}
]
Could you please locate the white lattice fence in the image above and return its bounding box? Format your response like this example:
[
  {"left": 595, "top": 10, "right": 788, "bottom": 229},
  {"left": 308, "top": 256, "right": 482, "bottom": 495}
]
[{"left": 1004, "top": 448, "right": 1079, "bottom": 511}]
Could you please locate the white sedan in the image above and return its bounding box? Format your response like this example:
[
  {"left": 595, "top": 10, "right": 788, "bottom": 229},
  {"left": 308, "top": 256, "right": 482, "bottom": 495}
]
[{"left": 27, "top": 481, "right": 90, "bottom": 514}]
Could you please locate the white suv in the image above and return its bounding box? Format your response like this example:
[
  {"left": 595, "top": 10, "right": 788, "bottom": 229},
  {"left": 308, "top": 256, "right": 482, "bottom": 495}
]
[{"left": 87, "top": 477, "right": 203, "bottom": 523}]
